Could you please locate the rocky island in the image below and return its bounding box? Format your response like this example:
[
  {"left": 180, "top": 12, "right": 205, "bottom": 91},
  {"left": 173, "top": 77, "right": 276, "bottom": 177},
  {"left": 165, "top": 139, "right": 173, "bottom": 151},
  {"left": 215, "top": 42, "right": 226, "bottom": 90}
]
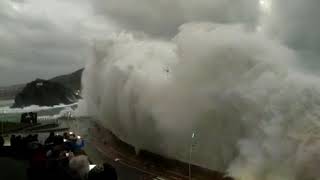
[{"left": 12, "top": 79, "right": 80, "bottom": 108}]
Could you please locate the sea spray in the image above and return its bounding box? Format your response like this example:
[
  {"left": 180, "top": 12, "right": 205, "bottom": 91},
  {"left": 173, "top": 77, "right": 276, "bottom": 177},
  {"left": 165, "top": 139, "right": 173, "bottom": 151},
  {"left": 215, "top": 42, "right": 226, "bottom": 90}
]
[{"left": 81, "top": 23, "right": 320, "bottom": 179}]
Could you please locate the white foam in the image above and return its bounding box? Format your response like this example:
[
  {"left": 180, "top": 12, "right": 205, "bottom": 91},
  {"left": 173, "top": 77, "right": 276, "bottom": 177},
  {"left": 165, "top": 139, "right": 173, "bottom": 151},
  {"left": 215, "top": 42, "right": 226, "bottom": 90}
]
[
  {"left": 80, "top": 23, "right": 320, "bottom": 179},
  {"left": 0, "top": 103, "right": 78, "bottom": 114}
]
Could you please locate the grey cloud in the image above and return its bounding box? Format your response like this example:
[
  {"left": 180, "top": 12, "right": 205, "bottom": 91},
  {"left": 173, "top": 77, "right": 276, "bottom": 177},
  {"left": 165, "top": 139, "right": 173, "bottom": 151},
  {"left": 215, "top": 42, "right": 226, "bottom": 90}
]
[
  {"left": 264, "top": 0, "right": 320, "bottom": 74},
  {"left": 91, "top": 0, "right": 260, "bottom": 38},
  {"left": 0, "top": 0, "right": 109, "bottom": 86},
  {"left": 0, "top": 19, "right": 87, "bottom": 85},
  {"left": 10, "top": 0, "right": 25, "bottom": 3},
  {"left": 266, "top": 0, "right": 320, "bottom": 52}
]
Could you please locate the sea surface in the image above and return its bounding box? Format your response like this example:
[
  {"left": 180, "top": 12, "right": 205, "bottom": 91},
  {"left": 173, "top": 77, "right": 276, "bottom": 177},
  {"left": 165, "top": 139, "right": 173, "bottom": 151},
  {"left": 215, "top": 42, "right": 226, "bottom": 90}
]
[
  {"left": 0, "top": 99, "right": 91, "bottom": 145},
  {"left": 0, "top": 99, "right": 78, "bottom": 122},
  {"left": 0, "top": 99, "right": 14, "bottom": 108}
]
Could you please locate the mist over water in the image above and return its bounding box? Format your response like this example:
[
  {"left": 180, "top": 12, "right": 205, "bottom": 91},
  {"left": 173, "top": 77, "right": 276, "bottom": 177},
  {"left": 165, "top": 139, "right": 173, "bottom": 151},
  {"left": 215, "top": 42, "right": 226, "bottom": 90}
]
[{"left": 79, "top": 21, "right": 320, "bottom": 180}]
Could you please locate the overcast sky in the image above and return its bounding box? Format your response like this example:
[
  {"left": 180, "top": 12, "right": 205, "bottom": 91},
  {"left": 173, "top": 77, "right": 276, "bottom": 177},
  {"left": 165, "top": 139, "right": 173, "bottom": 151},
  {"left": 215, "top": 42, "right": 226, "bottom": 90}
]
[
  {"left": 0, "top": 0, "right": 319, "bottom": 86},
  {"left": 0, "top": 0, "right": 116, "bottom": 86}
]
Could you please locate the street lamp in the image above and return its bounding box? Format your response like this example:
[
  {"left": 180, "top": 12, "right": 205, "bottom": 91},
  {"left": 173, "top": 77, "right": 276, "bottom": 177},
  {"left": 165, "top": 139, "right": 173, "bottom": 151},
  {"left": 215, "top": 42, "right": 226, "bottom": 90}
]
[{"left": 189, "top": 132, "right": 196, "bottom": 180}]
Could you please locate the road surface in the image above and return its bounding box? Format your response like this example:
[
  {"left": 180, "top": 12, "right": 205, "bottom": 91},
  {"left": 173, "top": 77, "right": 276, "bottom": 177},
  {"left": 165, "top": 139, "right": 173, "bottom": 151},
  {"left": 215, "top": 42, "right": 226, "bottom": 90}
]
[{"left": 85, "top": 142, "right": 161, "bottom": 180}]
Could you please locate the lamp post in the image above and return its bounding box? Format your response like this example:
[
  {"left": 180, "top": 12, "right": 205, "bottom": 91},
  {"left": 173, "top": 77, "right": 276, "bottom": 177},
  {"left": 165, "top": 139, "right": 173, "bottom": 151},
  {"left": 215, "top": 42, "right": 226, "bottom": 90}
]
[{"left": 189, "top": 132, "right": 196, "bottom": 180}]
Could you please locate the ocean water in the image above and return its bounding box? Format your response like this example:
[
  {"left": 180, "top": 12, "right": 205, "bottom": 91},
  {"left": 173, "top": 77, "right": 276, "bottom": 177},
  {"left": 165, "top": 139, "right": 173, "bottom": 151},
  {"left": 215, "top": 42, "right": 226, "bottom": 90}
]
[
  {"left": 0, "top": 100, "right": 18, "bottom": 122},
  {"left": 0, "top": 99, "right": 78, "bottom": 122},
  {"left": 0, "top": 99, "right": 14, "bottom": 108},
  {"left": 0, "top": 99, "right": 88, "bottom": 146}
]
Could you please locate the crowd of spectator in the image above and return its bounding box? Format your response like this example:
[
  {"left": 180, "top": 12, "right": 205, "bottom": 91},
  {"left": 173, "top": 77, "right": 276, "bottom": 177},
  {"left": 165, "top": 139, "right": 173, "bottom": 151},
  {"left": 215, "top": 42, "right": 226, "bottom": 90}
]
[
  {"left": 9, "top": 134, "right": 40, "bottom": 157},
  {"left": 0, "top": 132, "right": 117, "bottom": 180}
]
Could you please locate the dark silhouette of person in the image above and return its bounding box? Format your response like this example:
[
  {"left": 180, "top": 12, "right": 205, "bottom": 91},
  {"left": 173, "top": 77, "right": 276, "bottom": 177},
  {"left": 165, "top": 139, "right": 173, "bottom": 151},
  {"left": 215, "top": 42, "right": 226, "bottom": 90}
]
[
  {"left": 10, "top": 135, "right": 16, "bottom": 148},
  {"left": 45, "top": 132, "right": 55, "bottom": 145},
  {"left": 63, "top": 132, "right": 69, "bottom": 140},
  {"left": 53, "top": 135, "right": 64, "bottom": 146},
  {"left": 0, "top": 135, "right": 4, "bottom": 147}
]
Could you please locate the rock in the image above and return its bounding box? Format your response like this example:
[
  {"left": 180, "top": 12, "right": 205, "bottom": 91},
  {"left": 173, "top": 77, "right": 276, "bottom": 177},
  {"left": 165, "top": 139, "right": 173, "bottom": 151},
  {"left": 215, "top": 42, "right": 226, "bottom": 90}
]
[
  {"left": 50, "top": 68, "right": 84, "bottom": 92},
  {"left": 0, "top": 68, "right": 83, "bottom": 101},
  {"left": 12, "top": 79, "right": 80, "bottom": 108}
]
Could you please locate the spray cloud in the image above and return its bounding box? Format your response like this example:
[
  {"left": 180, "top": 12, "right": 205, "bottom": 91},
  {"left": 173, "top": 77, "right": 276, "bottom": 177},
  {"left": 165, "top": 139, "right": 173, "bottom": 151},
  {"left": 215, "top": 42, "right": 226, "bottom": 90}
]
[{"left": 80, "top": 1, "right": 320, "bottom": 179}]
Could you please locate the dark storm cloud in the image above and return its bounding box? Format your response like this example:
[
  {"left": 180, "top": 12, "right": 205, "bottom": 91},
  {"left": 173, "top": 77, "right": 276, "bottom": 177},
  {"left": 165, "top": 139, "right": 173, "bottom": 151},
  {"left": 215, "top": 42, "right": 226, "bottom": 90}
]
[{"left": 91, "top": 0, "right": 260, "bottom": 38}]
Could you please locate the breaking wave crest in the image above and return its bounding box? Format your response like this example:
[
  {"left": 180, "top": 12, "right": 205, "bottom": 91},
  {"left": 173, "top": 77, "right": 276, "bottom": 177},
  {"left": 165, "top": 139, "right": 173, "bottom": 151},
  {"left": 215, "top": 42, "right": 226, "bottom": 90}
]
[{"left": 81, "top": 23, "right": 320, "bottom": 180}]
